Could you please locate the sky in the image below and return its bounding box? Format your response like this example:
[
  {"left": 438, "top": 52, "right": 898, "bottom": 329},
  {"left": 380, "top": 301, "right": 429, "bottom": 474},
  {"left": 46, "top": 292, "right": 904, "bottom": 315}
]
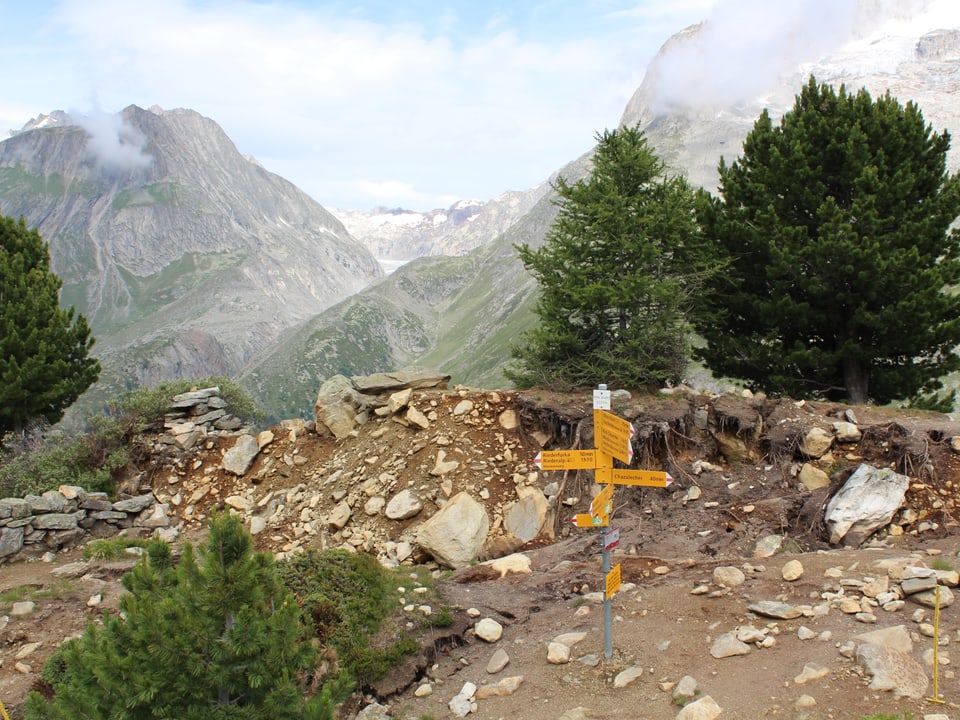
[
  {"left": 0, "top": 0, "right": 723, "bottom": 210},
  {"left": 1, "top": 1, "right": 955, "bottom": 211}
]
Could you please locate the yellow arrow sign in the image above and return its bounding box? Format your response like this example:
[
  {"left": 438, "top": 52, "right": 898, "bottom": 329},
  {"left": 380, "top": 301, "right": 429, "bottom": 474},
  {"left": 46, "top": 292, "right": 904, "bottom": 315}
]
[
  {"left": 534, "top": 449, "right": 598, "bottom": 471},
  {"left": 606, "top": 563, "right": 622, "bottom": 599},
  {"left": 572, "top": 512, "right": 608, "bottom": 528},
  {"left": 594, "top": 410, "right": 634, "bottom": 464},
  {"left": 599, "top": 469, "right": 674, "bottom": 487},
  {"left": 591, "top": 483, "right": 614, "bottom": 517}
]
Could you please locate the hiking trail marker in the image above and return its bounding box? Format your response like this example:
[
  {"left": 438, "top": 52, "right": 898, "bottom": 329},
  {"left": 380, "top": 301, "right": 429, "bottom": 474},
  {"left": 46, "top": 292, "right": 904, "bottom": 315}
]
[{"left": 532, "top": 384, "right": 675, "bottom": 659}]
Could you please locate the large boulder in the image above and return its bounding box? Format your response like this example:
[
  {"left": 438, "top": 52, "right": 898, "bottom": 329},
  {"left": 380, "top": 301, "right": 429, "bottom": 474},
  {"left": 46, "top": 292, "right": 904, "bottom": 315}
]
[
  {"left": 503, "top": 487, "right": 549, "bottom": 543},
  {"left": 222, "top": 434, "right": 261, "bottom": 476},
  {"left": 351, "top": 367, "right": 451, "bottom": 395},
  {"left": 314, "top": 374, "right": 365, "bottom": 440},
  {"left": 824, "top": 464, "right": 909, "bottom": 545},
  {"left": 417, "top": 492, "right": 489, "bottom": 568}
]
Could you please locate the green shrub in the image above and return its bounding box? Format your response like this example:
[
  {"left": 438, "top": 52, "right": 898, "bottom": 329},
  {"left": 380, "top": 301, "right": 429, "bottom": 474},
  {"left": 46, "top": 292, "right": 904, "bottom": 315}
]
[{"left": 278, "top": 549, "right": 427, "bottom": 685}]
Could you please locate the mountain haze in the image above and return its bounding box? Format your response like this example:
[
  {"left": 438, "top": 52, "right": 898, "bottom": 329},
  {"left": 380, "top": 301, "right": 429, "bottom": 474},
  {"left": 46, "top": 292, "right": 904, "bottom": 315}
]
[{"left": 0, "top": 105, "right": 381, "bottom": 406}]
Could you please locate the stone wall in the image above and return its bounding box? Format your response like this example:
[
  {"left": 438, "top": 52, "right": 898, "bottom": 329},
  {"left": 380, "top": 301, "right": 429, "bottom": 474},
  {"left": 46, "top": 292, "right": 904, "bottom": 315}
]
[
  {"left": 0, "top": 386, "right": 243, "bottom": 564},
  {"left": 0, "top": 486, "right": 174, "bottom": 563}
]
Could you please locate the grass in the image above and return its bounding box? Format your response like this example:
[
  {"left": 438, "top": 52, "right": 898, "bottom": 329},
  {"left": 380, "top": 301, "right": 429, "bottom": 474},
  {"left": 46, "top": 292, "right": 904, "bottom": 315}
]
[
  {"left": 930, "top": 556, "right": 954, "bottom": 572},
  {"left": 0, "top": 579, "right": 76, "bottom": 606},
  {"left": 82, "top": 537, "right": 152, "bottom": 560}
]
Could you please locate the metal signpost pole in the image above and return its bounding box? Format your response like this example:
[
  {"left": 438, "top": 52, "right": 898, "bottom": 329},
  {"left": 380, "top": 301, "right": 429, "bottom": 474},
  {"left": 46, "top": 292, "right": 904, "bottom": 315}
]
[{"left": 601, "top": 526, "right": 613, "bottom": 659}]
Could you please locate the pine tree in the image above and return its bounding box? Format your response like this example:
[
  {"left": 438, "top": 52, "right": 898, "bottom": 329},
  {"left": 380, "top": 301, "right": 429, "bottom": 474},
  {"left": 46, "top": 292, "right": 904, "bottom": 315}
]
[
  {"left": 25, "top": 513, "right": 351, "bottom": 720},
  {"left": 696, "top": 78, "right": 960, "bottom": 404},
  {"left": 0, "top": 213, "right": 100, "bottom": 435},
  {"left": 509, "top": 126, "right": 711, "bottom": 390}
]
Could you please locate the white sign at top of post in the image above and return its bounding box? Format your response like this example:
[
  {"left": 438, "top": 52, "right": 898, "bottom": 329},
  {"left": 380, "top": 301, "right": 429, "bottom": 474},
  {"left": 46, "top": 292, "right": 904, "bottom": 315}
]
[{"left": 593, "top": 384, "right": 611, "bottom": 411}]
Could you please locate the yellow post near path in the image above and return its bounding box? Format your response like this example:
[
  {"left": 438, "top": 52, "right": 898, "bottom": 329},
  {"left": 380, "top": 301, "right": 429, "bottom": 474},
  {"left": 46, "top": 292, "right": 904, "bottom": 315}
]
[
  {"left": 0, "top": 696, "right": 10, "bottom": 720},
  {"left": 928, "top": 584, "right": 945, "bottom": 704}
]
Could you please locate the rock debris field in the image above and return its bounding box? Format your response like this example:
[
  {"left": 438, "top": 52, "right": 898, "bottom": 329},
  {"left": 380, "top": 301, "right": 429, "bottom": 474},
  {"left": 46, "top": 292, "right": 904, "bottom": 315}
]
[{"left": 5, "top": 373, "right": 960, "bottom": 720}]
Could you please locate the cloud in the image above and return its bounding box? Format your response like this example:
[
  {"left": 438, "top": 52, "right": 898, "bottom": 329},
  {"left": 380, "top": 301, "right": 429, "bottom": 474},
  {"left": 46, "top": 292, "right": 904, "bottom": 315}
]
[
  {"left": 72, "top": 107, "right": 152, "bottom": 173},
  {"left": 639, "top": 0, "right": 957, "bottom": 116}
]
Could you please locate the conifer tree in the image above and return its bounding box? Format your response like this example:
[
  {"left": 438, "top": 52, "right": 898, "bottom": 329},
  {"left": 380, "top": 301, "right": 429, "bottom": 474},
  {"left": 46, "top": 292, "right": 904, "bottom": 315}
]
[
  {"left": 25, "top": 513, "right": 350, "bottom": 720},
  {"left": 696, "top": 78, "right": 960, "bottom": 404},
  {"left": 0, "top": 213, "right": 100, "bottom": 435},
  {"left": 509, "top": 125, "right": 710, "bottom": 390}
]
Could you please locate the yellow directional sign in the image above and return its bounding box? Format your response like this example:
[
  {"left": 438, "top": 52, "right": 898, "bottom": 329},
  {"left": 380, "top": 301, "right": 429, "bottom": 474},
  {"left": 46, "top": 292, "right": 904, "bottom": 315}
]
[
  {"left": 534, "top": 449, "right": 598, "bottom": 471},
  {"left": 572, "top": 512, "right": 608, "bottom": 528},
  {"left": 593, "top": 410, "right": 634, "bottom": 464},
  {"left": 591, "top": 483, "right": 614, "bottom": 518},
  {"left": 599, "top": 469, "right": 675, "bottom": 488},
  {"left": 606, "top": 563, "right": 622, "bottom": 599}
]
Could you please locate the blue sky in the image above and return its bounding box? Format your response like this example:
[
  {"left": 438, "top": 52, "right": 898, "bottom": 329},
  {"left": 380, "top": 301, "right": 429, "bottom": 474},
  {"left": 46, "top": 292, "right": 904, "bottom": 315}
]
[
  {"left": 0, "top": 0, "right": 726, "bottom": 210},
  {"left": 4, "top": 1, "right": 954, "bottom": 211}
]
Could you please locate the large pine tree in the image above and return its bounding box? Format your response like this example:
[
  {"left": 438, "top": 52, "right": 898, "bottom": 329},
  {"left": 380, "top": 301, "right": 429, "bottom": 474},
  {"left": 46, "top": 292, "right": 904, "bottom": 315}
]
[
  {"left": 510, "top": 126, "right": 709, "bottom": 390},
  {"left": 696, "top": 78, "right": 960, "bottom": 404},
  {"left": 26, "top": 513, "right": 350, "bottom": 720},
  {"left": 0, "top": 213, "right": 100, "bottom": 435}
]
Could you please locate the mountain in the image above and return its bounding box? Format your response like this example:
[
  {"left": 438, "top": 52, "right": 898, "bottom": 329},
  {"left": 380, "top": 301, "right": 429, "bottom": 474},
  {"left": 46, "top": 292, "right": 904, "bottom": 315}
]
[
  {"left": 332, "top": 187, "right": 551, "bottom": 271},
  {"left": 0, "top": 105, "right": 382, "bottom": 407},
  {"left": 242, "top": 8, "right": 960, "bottom": 421}
]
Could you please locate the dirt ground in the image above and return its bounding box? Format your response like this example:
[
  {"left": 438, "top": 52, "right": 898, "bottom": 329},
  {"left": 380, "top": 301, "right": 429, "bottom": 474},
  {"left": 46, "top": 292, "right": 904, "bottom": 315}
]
[{"left": 4, "top": 387, "right": 960, "bottom": 719}]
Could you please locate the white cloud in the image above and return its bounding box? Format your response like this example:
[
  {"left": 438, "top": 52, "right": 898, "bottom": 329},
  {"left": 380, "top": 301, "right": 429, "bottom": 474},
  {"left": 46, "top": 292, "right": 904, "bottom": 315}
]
[{"left": 5, "top": 0, "right": 719, "bottom": 209}]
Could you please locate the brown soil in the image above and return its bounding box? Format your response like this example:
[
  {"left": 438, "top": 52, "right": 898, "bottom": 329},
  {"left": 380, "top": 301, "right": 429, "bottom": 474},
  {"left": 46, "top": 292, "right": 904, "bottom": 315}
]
[{"left": 3, "top": 388, "right": 960, "bottom": 719}]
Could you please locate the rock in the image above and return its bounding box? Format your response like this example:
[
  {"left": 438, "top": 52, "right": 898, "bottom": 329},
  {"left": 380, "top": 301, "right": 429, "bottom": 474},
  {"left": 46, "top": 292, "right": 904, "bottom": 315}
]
[
  {"left": 547, "top": 642, "right": 572, "bottom": 664},
  {"left": 498, "top": 409, "right": 519, "bottom": 429},
  {"left": 453, "top": 399, "right": 474, "bottom": 416},
  {"left": 613, "top": 665, "right": 644, "bottom": 688},
  {"left": 113, "top": 494, "right": 156, "bottom": 513},
  {"left": 503, "top": 487, "right": 549, "bottom": 542},
  {"left": 405, "top": 405, "right": 431, "bottom": 430},
  {"left": 476, "top": 675, "right": 524, "bottom": 699},
  {"left": 487, "top": 648, "right": 510, "bottom": 673},
  {"left": 675, "top": 695, "right": 723, "bottom": 720},
  {"left": 326, "top": 501, "right": 352, "bottom": 530},
  {"left": 747, "top": 600, "right": 803, "bottom": 619},
  {"left": 794, "top": 663, "right": 830, "bottom": 684},
  {"left": 799, "top": 463, "right": 830, "bottom": 490},
  {"left": 710, "top": 633, "right": 751, "bottom": 658},
  {"left": 448, "top": 681, "right": 476, "bottom": 718},
  {"left": 552, "top": 631, "right": 587, "bottom": 647},
  {"left": 833, "top": 421, "right": 862, "bottom": 442},
  {"left": 364, "top": 497, "right": 386, "bottom": 516},
  {"left": 752, "top": 534, "right": 786, "bottom": 558},
  {"left": 11, "top": 601, "right": 35, "bottom": 617},
  {"left": 856, "top": 642, "right": 929, "bottom": 699},
  {"left": 781, "top": 559, "right": 804, "bottom": 581},
  {"left": 414, "top": 683, "right": 433, "bottom": 697},
  {"left": 673, "top": 675, "right": 699, "bottom": 701},
  {"left": 430, "top": 449, "right": 460, "bottom": 476},
  {"left": 911, "top": 585, "right": 955, "bottom": 609},
  {"left": 222, "top": 434, "right": 260, "bottom": 476},
  {"left": 314, "top": 375, "right": 363, "bottom": 439},
  {"left": 355, "top": 702, "right": 391, "bottom": 720},
  {"left": 475, "top": 617, "right": 503, "bottom": 642},
  {"left": 901, "top": 576, "right": 938, "bottom": 595},
  {"left": 736, "top": 624, "right": 766, "bottom": 643},
  {"left": 713, "top": 566, "right": 745, "bottom": 588},
  {"left": 386, "top": 387, "right": 413, "bottom": 413},
  {"left": 385, "top": 489, "right": 423, "bottom": 520},
  {"left": 481, "top": 553, "right": 532, "bottom": 577},
  {"left": 800, "top": 426, "right": 834, "bottom": 458},
  {"left": 824, "top": 464, "right": 909, "bottom": 545},
  {"left": 351, "top": 368, "right": 450, "bottom": 394},
  {"left": 416, "top": 492, "right": 489, "bottom": 568},
  {"left": 558, "top": 708, "right": 591, "bottom": 720}
]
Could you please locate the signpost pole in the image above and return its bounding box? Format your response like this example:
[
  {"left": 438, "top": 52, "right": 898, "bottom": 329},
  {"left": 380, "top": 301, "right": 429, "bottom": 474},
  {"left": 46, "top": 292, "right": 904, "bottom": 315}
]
[{"left": 601, "top": 525, "right": 613, "bottom": 659}]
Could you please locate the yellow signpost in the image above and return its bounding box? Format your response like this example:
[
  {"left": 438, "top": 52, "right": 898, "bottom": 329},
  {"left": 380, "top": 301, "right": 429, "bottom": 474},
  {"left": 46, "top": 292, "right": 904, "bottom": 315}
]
[
  {"left": 534, "top": 385, "right": 675, "bottom": 660},
  {"left": 593, "top": 409, "right": 634, "bottom": 464},
  {"left": 535, "top": 449, "right": 598, "bottom": 471},
  {"left": 606, "top": 563, "right": 622, "bottom": 599}
]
